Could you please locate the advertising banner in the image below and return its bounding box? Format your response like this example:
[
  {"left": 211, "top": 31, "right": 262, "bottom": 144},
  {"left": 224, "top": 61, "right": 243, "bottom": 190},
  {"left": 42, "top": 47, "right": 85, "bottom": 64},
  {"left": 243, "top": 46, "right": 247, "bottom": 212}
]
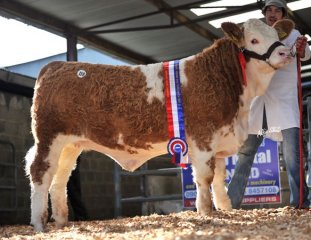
[{"left": 182, "top": 138, "right": 281, "bottom": 208}]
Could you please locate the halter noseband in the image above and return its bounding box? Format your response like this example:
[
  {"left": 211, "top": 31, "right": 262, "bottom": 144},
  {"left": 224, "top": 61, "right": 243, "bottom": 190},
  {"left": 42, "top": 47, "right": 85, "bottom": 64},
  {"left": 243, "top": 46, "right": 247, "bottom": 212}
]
[{"left": 240, "top": 41, "right": 284, "bottom": 70}]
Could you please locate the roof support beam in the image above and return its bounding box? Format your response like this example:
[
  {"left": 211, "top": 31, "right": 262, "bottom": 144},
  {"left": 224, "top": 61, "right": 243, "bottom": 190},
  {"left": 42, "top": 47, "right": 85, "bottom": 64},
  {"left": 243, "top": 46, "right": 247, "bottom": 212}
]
[
  {"left": 144, "top": 0, "right": 218, "bottom": 41},
  {"left": 81, "top": 2, "right": 260, "bottom": 35},
  {"left": 82, "top": 0, "right": 211, "bottom": 32}
]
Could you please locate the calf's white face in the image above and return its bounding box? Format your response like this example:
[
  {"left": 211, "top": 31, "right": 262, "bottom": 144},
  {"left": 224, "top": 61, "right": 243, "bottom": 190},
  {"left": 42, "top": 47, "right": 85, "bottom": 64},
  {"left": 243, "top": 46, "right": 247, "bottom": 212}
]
[
  {"left": 221, "top": 19, "right": 293, "bottom": 97},
  {"left": 243, "top": 19, "right": 292, "bottom": 69}
]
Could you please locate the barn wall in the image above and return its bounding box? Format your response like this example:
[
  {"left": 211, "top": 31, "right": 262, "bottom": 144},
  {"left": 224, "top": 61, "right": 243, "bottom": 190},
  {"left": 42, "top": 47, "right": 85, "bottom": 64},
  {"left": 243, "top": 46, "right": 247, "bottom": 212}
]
[{"left": 0, "top": 90, "right": 33, "bottom": 225}]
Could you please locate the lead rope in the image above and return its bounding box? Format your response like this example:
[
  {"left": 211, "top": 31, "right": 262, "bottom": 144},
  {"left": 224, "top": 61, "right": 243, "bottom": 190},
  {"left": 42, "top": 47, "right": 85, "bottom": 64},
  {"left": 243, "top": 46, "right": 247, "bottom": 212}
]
[
  {"left": 297, "top": 53, "right": 304, "bottom": 209},
  {"left": 290, "top": 41, "right": 305, "bottom": 209}
]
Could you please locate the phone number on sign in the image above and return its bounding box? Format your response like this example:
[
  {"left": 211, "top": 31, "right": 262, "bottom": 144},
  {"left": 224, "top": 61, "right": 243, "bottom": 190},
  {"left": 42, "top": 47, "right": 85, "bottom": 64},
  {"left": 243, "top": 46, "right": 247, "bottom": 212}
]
[{"left": 244, "top": 186, "right": 280, "bottom": 196}]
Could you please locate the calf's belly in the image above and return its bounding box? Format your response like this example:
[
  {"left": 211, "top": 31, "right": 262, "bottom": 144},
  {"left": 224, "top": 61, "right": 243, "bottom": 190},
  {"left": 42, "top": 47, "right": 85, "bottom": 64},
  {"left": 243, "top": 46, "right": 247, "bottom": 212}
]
[{"left": 76, "top": 139, "right": 168, "bottom": 171}]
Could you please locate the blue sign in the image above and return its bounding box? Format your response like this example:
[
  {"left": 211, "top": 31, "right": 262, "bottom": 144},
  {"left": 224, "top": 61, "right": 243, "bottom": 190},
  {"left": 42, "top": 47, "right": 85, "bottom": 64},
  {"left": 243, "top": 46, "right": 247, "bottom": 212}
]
[
  {"left": 182, "top": 138, "right": 281, "bottom": 208},
  {"left": 181, "top": 166, "right": 197, "bottom": 208}
]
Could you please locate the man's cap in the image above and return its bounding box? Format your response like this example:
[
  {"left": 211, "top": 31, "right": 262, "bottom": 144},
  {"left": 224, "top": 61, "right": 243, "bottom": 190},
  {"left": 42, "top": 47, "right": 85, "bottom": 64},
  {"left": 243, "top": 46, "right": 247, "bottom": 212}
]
[{"left": 262, "top": 0, "right": 288, "bottom": 15}]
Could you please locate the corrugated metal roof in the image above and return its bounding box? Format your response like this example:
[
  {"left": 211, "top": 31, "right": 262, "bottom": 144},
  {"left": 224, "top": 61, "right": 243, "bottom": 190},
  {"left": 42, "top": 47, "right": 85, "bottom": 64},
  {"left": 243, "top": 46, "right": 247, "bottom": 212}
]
[{"left": 0, "top": 0, "right": 311, "bottom": 67}]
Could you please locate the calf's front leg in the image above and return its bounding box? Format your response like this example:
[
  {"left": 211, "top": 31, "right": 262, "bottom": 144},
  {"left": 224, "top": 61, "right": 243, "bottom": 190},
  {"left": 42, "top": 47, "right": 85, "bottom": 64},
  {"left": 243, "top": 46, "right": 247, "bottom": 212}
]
[
  {"left": 212, "top": 158, "right": 232, "bottom": 211},
  {"left": 191, "top": 152, "right": 215, "bottom": 215}
]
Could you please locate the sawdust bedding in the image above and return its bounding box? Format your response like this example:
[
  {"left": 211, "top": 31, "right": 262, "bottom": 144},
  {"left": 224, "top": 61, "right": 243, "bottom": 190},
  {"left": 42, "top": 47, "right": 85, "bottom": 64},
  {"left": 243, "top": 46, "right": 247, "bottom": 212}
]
[{"left": 1, "top": 207, "right": 310, "bottom": 240}]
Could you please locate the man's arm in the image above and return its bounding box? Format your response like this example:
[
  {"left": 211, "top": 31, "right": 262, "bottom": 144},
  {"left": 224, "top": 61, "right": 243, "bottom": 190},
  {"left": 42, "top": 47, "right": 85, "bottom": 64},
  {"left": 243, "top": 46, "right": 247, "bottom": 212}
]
[{"left": 296, "top": 35, "right": 311, "bottom": 61}]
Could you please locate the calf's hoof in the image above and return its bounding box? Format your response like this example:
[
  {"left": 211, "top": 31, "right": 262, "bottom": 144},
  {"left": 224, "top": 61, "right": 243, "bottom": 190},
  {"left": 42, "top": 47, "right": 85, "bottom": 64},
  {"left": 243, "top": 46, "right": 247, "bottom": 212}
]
[
  {"left": 197, "top": 205, "right": 213, "bottom": 216},
  {"left": 216, "top": 200, "right": 233, "bottom": 211},
  {"left": 55, "top": 219, "right": 68, "bottom": 229},
  {"left": 31, "top": 222, "right": 45, "bottom": 232}
]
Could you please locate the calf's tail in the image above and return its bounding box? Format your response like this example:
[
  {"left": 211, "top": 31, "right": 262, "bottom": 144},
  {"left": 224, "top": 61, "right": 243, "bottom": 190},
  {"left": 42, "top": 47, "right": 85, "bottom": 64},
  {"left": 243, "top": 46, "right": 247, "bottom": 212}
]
[{"left": 25, "top": 145, "right": 37, "bottom": 176}]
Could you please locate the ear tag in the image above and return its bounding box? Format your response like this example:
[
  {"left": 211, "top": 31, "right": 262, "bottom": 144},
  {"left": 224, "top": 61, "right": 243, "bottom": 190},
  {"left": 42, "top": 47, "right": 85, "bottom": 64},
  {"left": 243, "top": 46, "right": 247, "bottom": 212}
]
[
  {"left": 279, "top": 31, "right": 287, "bottom": 40},
  {"left": 77, "top": 69, "right": 87, "bottom": 78}
]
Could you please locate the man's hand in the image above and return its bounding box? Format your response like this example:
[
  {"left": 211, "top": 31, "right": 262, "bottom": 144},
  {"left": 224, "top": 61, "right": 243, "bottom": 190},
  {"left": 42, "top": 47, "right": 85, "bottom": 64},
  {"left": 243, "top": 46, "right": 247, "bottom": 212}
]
[{"left": 296, "top": 36, "right": 308, "bottom": 58}]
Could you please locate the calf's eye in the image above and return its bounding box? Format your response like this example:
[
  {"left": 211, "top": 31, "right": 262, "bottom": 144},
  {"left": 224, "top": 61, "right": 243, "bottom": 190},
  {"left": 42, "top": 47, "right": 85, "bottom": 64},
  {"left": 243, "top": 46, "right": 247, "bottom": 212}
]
[{"left": 251, "top": 39, "right": 259, "bottom": 44}]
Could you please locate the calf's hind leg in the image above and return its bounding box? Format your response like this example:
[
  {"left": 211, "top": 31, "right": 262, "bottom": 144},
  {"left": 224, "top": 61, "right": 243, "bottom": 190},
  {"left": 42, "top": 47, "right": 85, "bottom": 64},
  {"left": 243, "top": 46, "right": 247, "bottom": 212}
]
[
  {"left": 27, "top": 141, "right": 64, "bottom": 232},
  {"left": 30, "top": 175, "right": 53, "bottom": 232},
  {"left": 49, "top": 143, "right": 82, "bottom": 228}
]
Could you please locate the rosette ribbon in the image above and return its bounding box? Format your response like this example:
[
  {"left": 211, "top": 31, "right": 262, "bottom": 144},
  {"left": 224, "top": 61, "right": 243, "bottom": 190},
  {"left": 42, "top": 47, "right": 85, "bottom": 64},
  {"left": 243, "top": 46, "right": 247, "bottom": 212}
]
[{"left": 163, "top": 60, "right": 190, "bottom": 168}]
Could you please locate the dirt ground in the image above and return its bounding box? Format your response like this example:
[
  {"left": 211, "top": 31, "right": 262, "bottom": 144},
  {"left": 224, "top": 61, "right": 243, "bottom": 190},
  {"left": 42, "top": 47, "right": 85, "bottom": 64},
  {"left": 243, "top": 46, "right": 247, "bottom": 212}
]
[{"left": 0, "top": 207, "right": 310, "bottom": 240}]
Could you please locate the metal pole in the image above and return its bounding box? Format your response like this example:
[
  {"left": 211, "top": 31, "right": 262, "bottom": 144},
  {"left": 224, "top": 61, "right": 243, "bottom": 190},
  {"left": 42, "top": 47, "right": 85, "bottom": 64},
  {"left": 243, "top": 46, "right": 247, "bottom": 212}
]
[
  {"left": 66, "top": 32, "right": 78, "bottom": 61},
  {"left": 307, "top": 97, "right": 311, "bottom": 199},
  {"left": 297, "top": 56, "right": 304, "bottom": 209},
  {"left": 114, "top": 163, "right": 122, "bottom": 217}
]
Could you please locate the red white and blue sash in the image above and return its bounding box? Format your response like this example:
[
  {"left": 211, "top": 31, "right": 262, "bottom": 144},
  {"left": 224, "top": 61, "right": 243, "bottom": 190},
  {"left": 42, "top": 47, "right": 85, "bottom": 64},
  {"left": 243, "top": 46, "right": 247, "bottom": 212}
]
[{"left": 163, "top": 60, "right": 190, "bottom": 167}]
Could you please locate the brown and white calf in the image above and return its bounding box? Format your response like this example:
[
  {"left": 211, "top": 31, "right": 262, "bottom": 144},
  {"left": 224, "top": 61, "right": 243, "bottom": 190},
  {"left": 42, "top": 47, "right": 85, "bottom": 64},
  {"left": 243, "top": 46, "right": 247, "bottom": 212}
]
[{"left": 25, "top": 19, "right": 293, "bottom": 231}]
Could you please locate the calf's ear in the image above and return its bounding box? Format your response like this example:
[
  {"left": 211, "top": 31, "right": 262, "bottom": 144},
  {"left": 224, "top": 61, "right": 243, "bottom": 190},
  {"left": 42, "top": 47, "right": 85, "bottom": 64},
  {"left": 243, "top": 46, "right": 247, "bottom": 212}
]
[
  {"left": 273, "top": 19, "right": 295, "bottom": 41},
  {"left": 221, "top": 22, "right": 244, "bottom": 46}
]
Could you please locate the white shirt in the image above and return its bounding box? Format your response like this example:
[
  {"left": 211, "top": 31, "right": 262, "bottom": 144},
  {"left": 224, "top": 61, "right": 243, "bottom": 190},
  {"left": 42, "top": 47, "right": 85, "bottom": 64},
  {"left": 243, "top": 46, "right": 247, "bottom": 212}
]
[{"left": 248, "top": 29, "right": 311, "bottom": 141}]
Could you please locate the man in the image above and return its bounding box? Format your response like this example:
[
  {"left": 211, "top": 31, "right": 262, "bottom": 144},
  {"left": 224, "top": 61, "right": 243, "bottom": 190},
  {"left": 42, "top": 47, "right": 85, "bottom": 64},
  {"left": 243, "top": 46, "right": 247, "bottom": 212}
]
[{"left": 227, "top": 0, "right": 311, "bottom": 209}]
